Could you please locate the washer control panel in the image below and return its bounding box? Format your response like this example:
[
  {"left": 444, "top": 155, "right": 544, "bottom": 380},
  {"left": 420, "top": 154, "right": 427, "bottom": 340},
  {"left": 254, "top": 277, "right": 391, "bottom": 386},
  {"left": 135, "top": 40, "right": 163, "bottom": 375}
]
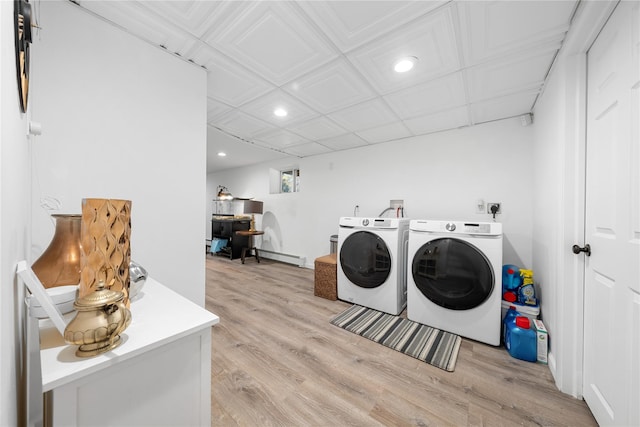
[{"left": 339, "top": 217, "right": 408, "bottom": 229}]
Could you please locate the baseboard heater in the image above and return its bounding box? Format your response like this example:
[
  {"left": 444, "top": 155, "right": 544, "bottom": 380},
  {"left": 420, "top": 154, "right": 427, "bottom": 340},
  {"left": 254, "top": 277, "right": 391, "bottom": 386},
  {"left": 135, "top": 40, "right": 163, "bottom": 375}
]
[{"left": 258, "top": 249, "right": 306, "bottom": 267}]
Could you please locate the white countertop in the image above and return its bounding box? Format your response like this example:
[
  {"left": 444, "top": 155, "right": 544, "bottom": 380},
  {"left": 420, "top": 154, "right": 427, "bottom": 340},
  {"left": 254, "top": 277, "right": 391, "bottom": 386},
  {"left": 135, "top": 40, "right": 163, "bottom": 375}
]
[{"left": 39, "top": 278, "right": 219, "bottom": 392}]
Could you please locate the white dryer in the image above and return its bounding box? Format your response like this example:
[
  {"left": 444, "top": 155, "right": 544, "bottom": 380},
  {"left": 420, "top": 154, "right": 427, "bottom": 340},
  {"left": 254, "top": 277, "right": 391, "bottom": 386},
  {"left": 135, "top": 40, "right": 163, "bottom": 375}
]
[
  {"left": 337, "top": 217, "right": 410, "bottom": 315},
  {"left": 407, "top": 220, "right": 503, "bottom": 346}
]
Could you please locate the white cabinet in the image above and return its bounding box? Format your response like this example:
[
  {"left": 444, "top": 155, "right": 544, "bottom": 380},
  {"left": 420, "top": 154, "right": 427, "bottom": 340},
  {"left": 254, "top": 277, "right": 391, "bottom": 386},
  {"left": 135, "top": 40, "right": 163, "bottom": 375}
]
[{"left": 39, "top": 279, "right": 219, "bottom": 426}]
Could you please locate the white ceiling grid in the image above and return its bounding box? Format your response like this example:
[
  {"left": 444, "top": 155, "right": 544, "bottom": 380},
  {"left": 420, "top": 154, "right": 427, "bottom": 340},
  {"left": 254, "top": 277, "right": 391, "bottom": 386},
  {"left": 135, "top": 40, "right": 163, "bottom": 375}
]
[{"left": 74, "top": 0, "right": 578, "bottom": 171}]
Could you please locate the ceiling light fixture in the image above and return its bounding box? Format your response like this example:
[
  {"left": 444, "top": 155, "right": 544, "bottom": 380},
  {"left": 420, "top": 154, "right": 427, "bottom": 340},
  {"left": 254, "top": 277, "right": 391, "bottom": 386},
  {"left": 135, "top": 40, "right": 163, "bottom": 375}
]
[
  {"left": 274, "top": 107, "right": 288, "bottom": 117},
  {"left": 394, "top": 56, "right": 418, "bottom": 73},
  {"left": 217, "top": 152, "right": 227, "bottom": 157}
]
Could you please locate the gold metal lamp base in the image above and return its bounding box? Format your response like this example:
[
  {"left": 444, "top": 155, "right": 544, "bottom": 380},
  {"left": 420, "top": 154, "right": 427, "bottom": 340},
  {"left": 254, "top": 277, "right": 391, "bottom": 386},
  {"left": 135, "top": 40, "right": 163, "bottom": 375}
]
[{"left": 76, "top": 335, "right": 122, "bottom": 358}]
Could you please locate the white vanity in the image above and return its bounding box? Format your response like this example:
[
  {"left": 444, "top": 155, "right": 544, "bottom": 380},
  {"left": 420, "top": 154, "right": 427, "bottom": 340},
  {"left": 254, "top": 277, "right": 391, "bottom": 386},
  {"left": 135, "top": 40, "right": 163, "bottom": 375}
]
[{"left": 38, "top": 278, "right": 219, "bottom": 426}]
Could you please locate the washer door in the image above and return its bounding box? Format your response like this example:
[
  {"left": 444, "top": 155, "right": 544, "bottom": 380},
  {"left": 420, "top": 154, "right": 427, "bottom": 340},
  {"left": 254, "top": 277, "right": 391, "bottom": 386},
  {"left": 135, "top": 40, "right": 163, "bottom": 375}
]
[
  {"left": 411, "top": 238, "right": 494, "bottom": 310},
  {"left": 340, "top": 231, "right": 391, "bottom": 288}
]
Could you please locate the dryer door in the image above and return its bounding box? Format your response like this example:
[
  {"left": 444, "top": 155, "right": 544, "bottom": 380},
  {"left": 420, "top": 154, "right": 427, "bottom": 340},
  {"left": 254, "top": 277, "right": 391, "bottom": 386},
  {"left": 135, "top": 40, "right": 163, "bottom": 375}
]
[
  {"left": 340, "top": 230, "right": 391, "bottom": 288},
  {"left": 411, "top": 238, "right": 494, "bottom": 310}
]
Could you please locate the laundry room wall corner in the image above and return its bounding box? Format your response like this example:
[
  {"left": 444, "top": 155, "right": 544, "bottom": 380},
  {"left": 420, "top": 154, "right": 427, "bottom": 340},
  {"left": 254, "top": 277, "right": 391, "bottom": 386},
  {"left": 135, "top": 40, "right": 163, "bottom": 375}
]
[{"left": 208, "top": 118, "right": 534, "bottom": 272}]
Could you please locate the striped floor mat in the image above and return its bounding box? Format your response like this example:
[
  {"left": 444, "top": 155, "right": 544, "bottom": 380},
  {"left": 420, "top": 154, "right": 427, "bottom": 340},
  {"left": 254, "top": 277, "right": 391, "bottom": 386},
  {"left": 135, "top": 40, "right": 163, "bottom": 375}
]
[{"left": 330, "top": 305, "right": 462, "bottom": 372}]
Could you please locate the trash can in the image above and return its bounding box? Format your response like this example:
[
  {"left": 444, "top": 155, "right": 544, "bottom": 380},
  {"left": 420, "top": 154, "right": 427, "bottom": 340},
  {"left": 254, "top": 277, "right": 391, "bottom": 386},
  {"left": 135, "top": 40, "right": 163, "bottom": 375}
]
[{"left": 330, "top": 234, "right": 338, "bottom": 254}]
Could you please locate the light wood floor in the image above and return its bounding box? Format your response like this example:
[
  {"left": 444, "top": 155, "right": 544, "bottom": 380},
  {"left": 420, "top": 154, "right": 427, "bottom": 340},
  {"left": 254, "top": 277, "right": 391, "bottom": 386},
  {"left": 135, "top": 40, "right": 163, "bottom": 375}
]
[{"left": 205, "top": 256, "right": 596, "bottom": 426}]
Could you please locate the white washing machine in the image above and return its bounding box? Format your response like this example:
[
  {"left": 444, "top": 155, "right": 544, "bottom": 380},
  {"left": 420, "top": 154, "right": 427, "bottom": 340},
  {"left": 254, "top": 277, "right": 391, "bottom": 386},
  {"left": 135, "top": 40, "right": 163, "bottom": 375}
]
[
  {"left": 406, "top": 220, "right": 503, "bottom": 345},
  {"left": 337, "top": 217, "right": 410, "bottom": 315}
]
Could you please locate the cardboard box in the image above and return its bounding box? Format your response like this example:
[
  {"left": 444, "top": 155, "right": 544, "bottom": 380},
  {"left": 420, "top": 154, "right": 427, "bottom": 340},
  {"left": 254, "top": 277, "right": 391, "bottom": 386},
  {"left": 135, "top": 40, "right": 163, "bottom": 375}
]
[{"left": 533, "top": 319, "right": 548, "bottom": 364}]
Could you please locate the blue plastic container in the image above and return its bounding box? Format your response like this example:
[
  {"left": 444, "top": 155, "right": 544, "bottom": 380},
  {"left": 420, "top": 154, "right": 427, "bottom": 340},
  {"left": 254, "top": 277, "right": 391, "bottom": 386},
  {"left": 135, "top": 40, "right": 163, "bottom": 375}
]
[
  {"left": 505, "top": 316, "right": 537, "bottom": 362},
  {"left": 502, "top": 305, "right": 519, "bottom": 344},
  {"left": 502, "top": 264, "right": 522, "bottom": 291}
]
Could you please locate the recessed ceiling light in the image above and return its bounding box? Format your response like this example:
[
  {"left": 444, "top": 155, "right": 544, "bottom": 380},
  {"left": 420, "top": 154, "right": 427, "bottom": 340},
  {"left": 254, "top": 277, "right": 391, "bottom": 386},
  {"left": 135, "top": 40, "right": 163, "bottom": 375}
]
[
  {"left": 394, "top": 56, "right": 418, "bottom": 73},
  {"left": 217, "top": 152, "right": 226, "bottom": 157},
  {"left": 274, "top": 108, "right": 288, "bottom": 117}
]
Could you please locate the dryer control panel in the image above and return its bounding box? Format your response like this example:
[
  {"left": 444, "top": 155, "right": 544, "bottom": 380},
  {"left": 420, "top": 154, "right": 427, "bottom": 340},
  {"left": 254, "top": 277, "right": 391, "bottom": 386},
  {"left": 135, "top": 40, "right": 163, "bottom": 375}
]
[
  {"left": 410, "top": 220, "right": 501, "bottom": 236},
  {"left": 463, "top": 223, "right": 491, "bottom": 233}
]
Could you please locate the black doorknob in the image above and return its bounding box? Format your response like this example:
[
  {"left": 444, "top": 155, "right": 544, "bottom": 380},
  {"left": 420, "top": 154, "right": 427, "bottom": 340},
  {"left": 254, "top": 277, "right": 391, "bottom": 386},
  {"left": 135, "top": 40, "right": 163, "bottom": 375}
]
[{"left": 572, "top": 244, "right": 591, "bottom": 256}]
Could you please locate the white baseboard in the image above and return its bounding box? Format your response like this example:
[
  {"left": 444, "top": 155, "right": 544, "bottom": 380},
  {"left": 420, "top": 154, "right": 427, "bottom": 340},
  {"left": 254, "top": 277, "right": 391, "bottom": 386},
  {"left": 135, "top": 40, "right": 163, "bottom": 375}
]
[{"left": 258, "top": 249, "right": 306, "bottom": 268}]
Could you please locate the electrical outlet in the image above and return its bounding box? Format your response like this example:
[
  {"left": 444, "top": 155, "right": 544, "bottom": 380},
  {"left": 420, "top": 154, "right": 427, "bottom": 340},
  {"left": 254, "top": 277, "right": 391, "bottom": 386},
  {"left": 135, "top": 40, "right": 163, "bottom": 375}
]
[
  {"left": 390, "top": 199, "right": 404, "bottom": 209},
  {"left": 487, "top": 203, "right": 501, "bottom": 214}
]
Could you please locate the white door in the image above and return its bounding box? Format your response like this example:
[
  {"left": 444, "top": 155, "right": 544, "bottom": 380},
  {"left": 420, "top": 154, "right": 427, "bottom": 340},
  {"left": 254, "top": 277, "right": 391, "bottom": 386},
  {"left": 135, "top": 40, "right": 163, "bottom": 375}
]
[{"left": 583, "top": 1, "right": 640, "bottom": 425}]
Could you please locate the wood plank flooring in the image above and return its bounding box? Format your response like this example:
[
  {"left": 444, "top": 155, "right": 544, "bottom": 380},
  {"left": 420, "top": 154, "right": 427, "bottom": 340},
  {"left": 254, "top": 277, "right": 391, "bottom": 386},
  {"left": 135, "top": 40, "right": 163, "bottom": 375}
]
[{"left": 205, "top": 256, "right": 596, "bottom": 426}]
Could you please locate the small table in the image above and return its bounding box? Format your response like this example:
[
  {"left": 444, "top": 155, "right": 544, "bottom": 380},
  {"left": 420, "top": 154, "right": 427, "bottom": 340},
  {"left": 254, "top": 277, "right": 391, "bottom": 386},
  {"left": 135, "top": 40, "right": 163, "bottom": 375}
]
[{"left": 235, "top": 230, "right": 265, "bottom": 264}]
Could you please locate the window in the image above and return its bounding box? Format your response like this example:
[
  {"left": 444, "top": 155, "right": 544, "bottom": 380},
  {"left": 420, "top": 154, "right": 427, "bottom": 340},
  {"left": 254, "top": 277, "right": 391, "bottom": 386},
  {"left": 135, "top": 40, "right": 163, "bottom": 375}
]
[
  {"left": 280, "top": 168, "right": 300, "bottom": 193},
  {"left": 269, "top": 167, "right": 300, "bottom": 194}
]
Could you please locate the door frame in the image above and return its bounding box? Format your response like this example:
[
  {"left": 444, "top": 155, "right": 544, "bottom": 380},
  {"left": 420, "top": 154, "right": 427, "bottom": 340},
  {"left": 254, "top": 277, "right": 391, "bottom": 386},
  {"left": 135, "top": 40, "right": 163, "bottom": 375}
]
[{"left": 581, "top": 2, "right": 637, "bottom": 422}]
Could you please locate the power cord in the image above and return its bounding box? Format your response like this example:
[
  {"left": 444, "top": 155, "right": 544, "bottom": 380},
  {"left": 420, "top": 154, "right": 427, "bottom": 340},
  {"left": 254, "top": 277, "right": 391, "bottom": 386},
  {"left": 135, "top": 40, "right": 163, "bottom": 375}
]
[{"left": 490, "top": 204, "right": 499, "bottom": 220}]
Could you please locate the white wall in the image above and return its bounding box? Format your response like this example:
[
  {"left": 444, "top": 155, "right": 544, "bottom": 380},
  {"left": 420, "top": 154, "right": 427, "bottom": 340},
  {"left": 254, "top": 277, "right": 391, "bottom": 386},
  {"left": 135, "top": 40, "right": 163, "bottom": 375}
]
[
  {"left": 531, "top": 1, "right": 616, "bottom": 398},
  {"left": 208, "top": 117, "right": 534, "bottom": 269},
  {"left": 1, "top": 1, "right": 31, "bottom": 423},
  {"left": 532, "top": 54, "right": 583, "bottom": 396},
  {"left": 30, "top": 1, "right": 207, "bottom": 304}
]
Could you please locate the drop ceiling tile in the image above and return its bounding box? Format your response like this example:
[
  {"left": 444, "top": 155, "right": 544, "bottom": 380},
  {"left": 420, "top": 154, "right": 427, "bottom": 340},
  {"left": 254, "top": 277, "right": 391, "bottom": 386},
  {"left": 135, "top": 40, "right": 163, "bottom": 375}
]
[
  {"left": 297, "top": 1, "right": 446, "bottom": 52},
  {"left": 208, "top": 2, "right": 338, "bottom": 86},
  {"left": 215, "top": 110, "right": 277, "bottom": 139},
  {"left": 458, "top": 1, "right": 575, "bottom": 66},
  {"left": 73, "top": 0, "right": 578, "bottom": 171},
  {"left": 348, "top": 5, "right": 460, "bottom": 94},
  {"left": 254, "top": 129, "right": 311, "bottom": 149},
  {"left": 403, "top": 106, "right": 470, "bottom": 135},
  {"left": 467, "top": 48, "right": 558, "bottom": 102},
  {"left": 284, "top": 59, "right": 377, "bottom": 114},
  {"left": 356, "top": 122, "right": 413, "bottom": 144},
  {"left": 207, "top": 98, "right": 233, "bottom": 122},
  {"left": 328, "top": 98, "right": 399, "bottom": 132},
  {"left": 136, "top": 1, "right": 231, "bottom": 39},
  {"left": 78, "top": 1, "right": 197, "bottom": 57},
  {"left": 207, "top": 127, "right": 290, "bottom": 173},
  {"left": 241, "top": 90, "right": 319, "bottom": 127},
  {"left": 470, "top": 92, "right": 539, "bottom": 124},
  {"left": 186, "top": 44, "right": 274, "bottom": 107},
  {"left": 287, "top": 117, "right": 348, "bottom": 141},
  {"left": 384, "top": 72, "right": 467, "bottom": 119},
  {"left": 282, "top": 142, "right": 332, "bottom": 157},
  {"left": 318, "top": 133, "right": 368, "bottom": 150}
]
